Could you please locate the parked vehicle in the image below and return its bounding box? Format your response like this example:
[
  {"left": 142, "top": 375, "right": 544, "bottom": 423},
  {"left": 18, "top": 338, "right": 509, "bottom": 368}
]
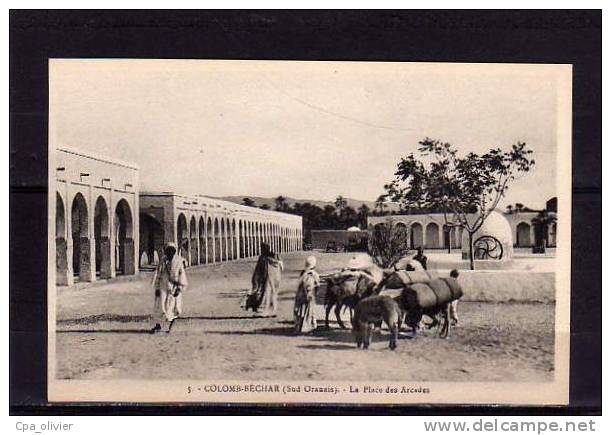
[
  {"left": 346, "top": 236, "right": 369, "bottom": 252},
  {"left": 326, "top": 241, "right": 340, "bottom": 253}
]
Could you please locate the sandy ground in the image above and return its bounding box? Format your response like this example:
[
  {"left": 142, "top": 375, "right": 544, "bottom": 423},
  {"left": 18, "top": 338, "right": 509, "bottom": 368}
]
[{"left": 55, "top": 252, "right": 555, "bottom": 382}]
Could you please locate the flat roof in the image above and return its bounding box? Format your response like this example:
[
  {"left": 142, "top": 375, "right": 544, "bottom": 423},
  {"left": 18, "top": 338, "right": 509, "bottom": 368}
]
[
  {"left": 140, "top": 191, "right": 302, "bottom": 220},
  {"left": 57, "top": 146, "right": 139, "bottom": 170}
]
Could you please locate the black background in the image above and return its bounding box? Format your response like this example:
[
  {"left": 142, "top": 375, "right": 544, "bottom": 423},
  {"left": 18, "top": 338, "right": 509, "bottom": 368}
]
[{"left": 9, "top": 10, "right": 601, "bottom": 415}]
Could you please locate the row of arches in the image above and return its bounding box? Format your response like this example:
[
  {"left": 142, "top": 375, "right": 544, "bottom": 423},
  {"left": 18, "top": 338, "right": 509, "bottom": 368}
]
[
  {"left": 56, "top": 191, "right": 136, "bottom": 285},
  {"left": 515, "top": 221, "right": 557, "bottom": 248},
  {"left": 141, "top": 211, "right": 303, "bottom": 268},
  {"left": 375, "top": 221, "right": 464, "bottom": 250}
]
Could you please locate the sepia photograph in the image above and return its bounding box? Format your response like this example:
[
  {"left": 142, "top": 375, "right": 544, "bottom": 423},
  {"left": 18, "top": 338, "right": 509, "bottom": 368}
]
[{"left": 47, "top": 59, "right": 572, "bottom": 405}]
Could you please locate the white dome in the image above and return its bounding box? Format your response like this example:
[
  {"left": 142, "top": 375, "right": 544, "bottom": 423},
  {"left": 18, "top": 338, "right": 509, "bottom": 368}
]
[{"left": 462, "top": 210, "right": 513, "bottom": 260}]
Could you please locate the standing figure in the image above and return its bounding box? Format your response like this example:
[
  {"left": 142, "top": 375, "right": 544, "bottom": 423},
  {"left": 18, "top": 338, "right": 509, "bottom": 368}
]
[
  {"left": 413, "top": 246, "right": 428, "bottom": 270},
  {"left": 151, "top": 242, "right": 189, "bottom": 333},
  {"left": 244, "top": 242, "right": 283, "bottom": 317},
  {"left": 294, "top": 256, "right": 320, "bottom": 334}
]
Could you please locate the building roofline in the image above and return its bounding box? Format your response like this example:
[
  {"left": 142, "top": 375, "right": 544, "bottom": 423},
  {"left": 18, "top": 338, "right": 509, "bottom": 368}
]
[
  {"left": 56, "top": 146, "right": 139, "bottom": 170},
  {"left": 140, "top": 191, "right": 302, "bottom": 220}
]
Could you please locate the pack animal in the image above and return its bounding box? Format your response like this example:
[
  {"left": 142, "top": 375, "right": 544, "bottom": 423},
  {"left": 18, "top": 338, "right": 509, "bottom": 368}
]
[
  {"left": 324, "top": 268, "right": 382, "bottom": 329},
  {"left": 396, "top": 270, "right": 463, "bottom": 339},
  {"left": 352, "top": 295, "right": 402, "bottom": 350}
]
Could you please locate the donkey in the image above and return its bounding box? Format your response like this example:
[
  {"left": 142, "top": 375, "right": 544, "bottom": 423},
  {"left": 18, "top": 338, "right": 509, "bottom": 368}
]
[
  {"left": 323, "top": 268, "right": 381, "bottom": 329},
  {"left": 352, "top": 295, "right": 403, "bottom": 350}
]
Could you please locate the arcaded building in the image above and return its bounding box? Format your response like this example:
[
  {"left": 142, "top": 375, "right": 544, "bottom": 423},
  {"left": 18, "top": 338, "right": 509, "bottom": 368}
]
[
  {"left": 54, "top": 148, "right": 304, "bottom": 286},
  {"left": 368, "top": 213, "right": 465, "bottom": 250},
  {"left": 54, "top": 147, "right": 140, "bottom": 286},
  {"left": 139, "top": 193, "right": 303, "bottom": 267},
  {"left": 367, "top": 201, "right": 558, "bottom": 251}
]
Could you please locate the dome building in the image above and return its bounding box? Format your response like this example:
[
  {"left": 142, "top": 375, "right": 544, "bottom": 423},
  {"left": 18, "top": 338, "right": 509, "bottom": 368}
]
[{"left": 461, "top": 210, "right": 513, "bottom": 261}]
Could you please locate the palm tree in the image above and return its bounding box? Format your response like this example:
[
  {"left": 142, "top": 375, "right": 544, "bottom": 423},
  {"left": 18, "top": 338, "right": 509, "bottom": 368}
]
[
  {"left": 335, "top": 195, "right": 348, "bottom": 212},
  {"left": 531, "top": 210, "right": 557, "bottom": 253},
  {"left": 375, "top": 194, "right": 388, "bottom": 215}
]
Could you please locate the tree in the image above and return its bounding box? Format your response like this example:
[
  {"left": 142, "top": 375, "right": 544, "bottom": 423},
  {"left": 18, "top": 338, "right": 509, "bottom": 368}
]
[
  {"left": 506, "top": 204, "right": 513, "bottom": 214},
  {"left": 385, "top": 138, "right": 535, "bottom": 269},
  {"left": 322, "top": 205, "right": 338, "bottom": 229},
  {"left": 335, "top": 195, "right": 348, "bottom": 212},
  {"left": 260, "top": 204, "right": 270, "bottom": 210},
  {"left": 242, "top": 197, "right": 256, "bottom": 207},
  {"left": 368, "top": 219, "right": 411, "bottom": 268},
  {"left": 274, "top": 195, "right": 288, "bottom": 211},
  {"left": 375, "top": 194, "right": 388, "bottom": 215},
  {"left": 531, "top": 210, "right": 557, "bottom": 253},
  {"left": 357, "top": 203, "right": 370, "bottom": 229},
  {"left": 339, "top": 206, "right": 358, "bottom": 228},
  {"left": 515, "top": 202, "right": 524, "bottom": 213}
]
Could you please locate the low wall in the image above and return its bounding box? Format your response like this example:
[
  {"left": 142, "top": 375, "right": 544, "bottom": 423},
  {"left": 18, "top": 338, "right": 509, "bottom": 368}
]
[{"left": 457, "top": 271, "right": 555, "bottom": 303}]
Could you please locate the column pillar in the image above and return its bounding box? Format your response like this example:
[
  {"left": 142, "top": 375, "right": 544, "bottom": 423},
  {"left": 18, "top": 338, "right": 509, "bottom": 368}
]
[{"left": 84, "top": 186, "right": 96, "bottom": 282}]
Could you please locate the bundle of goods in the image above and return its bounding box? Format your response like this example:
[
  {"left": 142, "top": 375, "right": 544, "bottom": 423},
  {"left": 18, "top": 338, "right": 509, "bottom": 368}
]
[
  {"left": 382, "top": 269, "right": 440, "bottom": 289},
  {"left": 399, "top": 277, "right": 463, "bottom": 311}
]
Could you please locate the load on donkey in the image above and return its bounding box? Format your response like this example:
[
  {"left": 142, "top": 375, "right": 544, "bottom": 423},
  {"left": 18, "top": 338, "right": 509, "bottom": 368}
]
[
  {"left": 319, "top": 252, "right": 426, "bottom": 329},
  {"left": 385, "top": 268, "right": 463, "bottom": 338},
  {"left": 321, "top": 252, "right": 464, "bottom": 340}
]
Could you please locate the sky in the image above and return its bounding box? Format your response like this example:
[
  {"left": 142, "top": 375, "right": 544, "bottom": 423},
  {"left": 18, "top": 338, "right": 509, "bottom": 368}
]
[{"left": 50, "top": 60, "right": 567, "bottom": 210}]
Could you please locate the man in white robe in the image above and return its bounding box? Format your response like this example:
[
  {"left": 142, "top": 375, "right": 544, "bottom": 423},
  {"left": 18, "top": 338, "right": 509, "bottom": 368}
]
[{"left": 151, "top": 242, "right": 188, "bottom": 333}]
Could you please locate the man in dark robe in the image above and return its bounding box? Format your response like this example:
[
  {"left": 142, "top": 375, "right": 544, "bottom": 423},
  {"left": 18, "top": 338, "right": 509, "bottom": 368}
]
[{"left": 413, "top": 247, "right": 428, "bottom": 270}]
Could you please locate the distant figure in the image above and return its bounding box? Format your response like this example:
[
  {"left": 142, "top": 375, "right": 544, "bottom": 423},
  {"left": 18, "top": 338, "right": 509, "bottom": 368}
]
[
  {"left": 151, "top": 242, "right": 189, "bottom": 333},
  {"left": 244, "top": 242, "right": 283, "bottom": 316},
  {"left": 413, "top": 247, "right": 428, "bottom": 270},
  {"left": 294, "top": 256, "right": 320, "bottom": 334},
  {"left": 140, "top": 251, "right": 149, "bottom": 267}
]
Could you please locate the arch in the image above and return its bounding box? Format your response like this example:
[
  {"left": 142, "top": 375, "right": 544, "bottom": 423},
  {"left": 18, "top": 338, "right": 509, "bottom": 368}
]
[
  {"left": 239, "top": 220, "right": 245, "bottom": 258},
  {"left": 232, "top": 219, "right": 238, "bottom": 260},
  {"left": 115, "top": 199, "right": 135, "bottom": 275},
  {"left": 94, "top": 196, "right": 112, "bottom": 278},
  {"left": 214, "top": 218, "right": 221, "bottom": 262},
  {"left": 140, "top": 212, "right": 163, "bottom": 268},
  {"left": 207, "top": 217, "right": 214, "bottom": 263},
  {"left": 199, "top": 216, "right": 206, "bottom": 264},
  {"left": 190, "top": 216, "right": 198, "bottom": 266},
  {"left": 176, "top": 213, "right": 189, "bottom": 264},
  {"left": 280, "top": 227, "right": 284, "bottom": 253},
  {"left": 410, "top": 222, "right": 423, "bottom": 250},
  {"left": 425, "top": 222, "right": 439, "bottom": 249},
  {"left": 443, "top": 225, "right": 454, "bottom": 250},
  {"left": 225, "top": 217, "right": 232, "bottom": 260},
  {"left": 56, "top": 193, "right": 69, "bottom": 285},
  {"left": 394, "top": 222, "right": 408, "bottom": 248},
  {"left": 248, "top": 221, "right": 253, "bottom": 257},
  {"left": 255, "top": 222, "right": 261, "bottom": 255},
  {"left": 285, "top": 227, "right": 289, "bottom": 252},
  {"left": 220, "top": 218, "right": 227, "bottom": 261},
  {"left": 516, "top": 222, "right": 531, "bottom": 247},
  {"left": 71, "top": 192, "right": 90, "bottom": 281},
  {"left": 274, "top": 224, "right": 279, "bottom": 253}
]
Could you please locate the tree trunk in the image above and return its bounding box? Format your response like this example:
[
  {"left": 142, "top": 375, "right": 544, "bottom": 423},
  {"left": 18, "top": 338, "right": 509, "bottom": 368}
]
[{"left": 468, "top": 231, "right": 475, "bottom": 270}]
